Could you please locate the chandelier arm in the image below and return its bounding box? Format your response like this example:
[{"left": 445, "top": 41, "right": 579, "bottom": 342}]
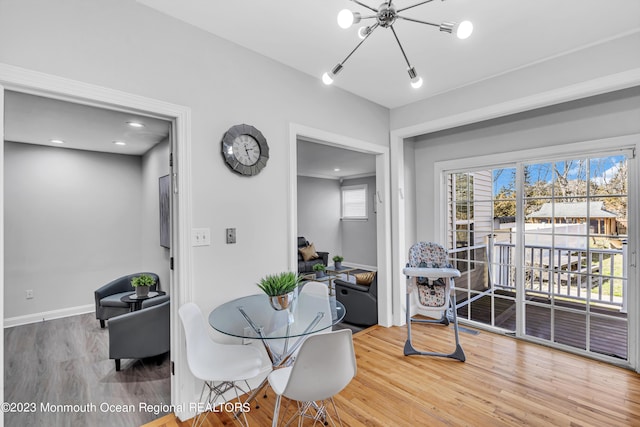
[
  {"left": 337, "top": 24, "right": 379, "bottom": 66},
  {"left": 397, "top": 0, "right": 436, "bottom": 13},
  {"left": 348, "top": 0, "right": 378, "bottom": 13},
  {"left": 395, "top": 15, "right": 440, "bottom": 28},
  {"left": 389, "top": 25, "right": 413, "bottom": 69}
]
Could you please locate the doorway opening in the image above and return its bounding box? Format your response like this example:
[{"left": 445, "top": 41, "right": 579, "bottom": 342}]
[
  {"left": 0, "top": 65, "right": 194, "bottom": 421},
  {"left": 288, "top": 124, "right": 392, "bottom": 328}
]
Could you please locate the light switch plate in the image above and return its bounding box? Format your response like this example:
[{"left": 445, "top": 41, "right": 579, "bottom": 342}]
[{"left": 192, "top": 228, "right": 211, "bottom": 246}]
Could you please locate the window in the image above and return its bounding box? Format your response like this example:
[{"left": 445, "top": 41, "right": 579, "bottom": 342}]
[{"left": 341, "top": 184, "right": 368, "bottom": 220}]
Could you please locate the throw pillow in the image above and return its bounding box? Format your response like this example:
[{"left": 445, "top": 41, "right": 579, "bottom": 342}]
[
  {"left": 355, "top": 271, "right": 376, "bottom": 286},
  {"left": 299, "top": 243, "right": 319, "bottom": 262}
]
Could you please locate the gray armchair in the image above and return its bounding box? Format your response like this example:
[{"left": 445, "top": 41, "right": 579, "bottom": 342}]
[
  {"left": 334, "top": 274, "right": 378, "bottom": 326},
  {"left": 108, "top": 295, "right": 170, "bottom": 371},
  {"left": 94, "top": 272, "right": 160, "bottom": 328}
]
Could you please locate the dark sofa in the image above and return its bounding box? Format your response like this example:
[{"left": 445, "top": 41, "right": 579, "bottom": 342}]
[{"left": 297, "top": 236, "right": 329, "bottom": 274}]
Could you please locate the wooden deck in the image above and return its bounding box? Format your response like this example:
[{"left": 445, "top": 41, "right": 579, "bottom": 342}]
[
  {"left": 457, "top": 290, "right": 628, "bottom": 359},
  {"left": 146, "top": 323, "right": 640, "bottom": 427}
]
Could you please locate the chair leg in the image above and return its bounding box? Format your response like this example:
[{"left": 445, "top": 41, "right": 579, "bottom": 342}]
[
  {"left": 272, "top": 395, "right": 281, "bottom": 427},
  {"left": 115, "top": 359, "right": 121, "bottom": 371},
  {"left": 100, "top": 319, "right": 105, "bottom": 329},
  {"left": 404, "top": 285, "right": 466, "bottom": 362}
]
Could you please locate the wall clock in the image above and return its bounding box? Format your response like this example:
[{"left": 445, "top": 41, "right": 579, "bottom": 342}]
[{"left": 221, "top": 124, "right": 269, "bottom": 176}]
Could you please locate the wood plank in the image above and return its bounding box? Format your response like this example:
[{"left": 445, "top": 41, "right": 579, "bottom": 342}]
[{"left": 163, "top": 324, "right": 640, "bottom": 427}]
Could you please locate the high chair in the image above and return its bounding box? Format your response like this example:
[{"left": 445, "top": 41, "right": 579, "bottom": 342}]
[{"left": 403, "top": 242, "right": 465, "bottom": 361}]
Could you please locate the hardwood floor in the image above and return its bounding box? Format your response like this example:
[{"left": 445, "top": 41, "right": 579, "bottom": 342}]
[
  {"left": 4, "top": 313, "right": 171, "bottom": 427},
  {"left": 152, "top": 322, "right": 640, "bottom": 427}
]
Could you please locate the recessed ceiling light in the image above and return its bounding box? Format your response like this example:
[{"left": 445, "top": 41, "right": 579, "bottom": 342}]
[
  {"left": 113, "top": 141, "right": 127, "bottom": 146},
  {"left": 127, "top": 121, "right": 145, "bottom": 128},
  {"left": 334, "top": 168, "right": 341, "bottom": 172},
  {"left": 50, "top": 139, "right": 65, "bottom": 144}
]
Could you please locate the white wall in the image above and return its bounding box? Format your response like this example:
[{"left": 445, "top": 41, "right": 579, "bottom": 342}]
[
  {"left": 341, "top": 175, "right": 377, "bottom": 267},
  {"left": 410, "top": 86, "right": 640, "bottom": 242},
  {"left": 390, "top": 32, "right": 640, "bottom": 131},
  {"left": 4, "top": 142, "right": 143, "bottom": 319},
  {"left": 0, "top": 0, "right": 389, "bottom": 316},
  {"left": 297, "top": 176, "right": 341, "bottom": 260},
  {"left": 141, "top": 137, "right": 171, "bottom": 292}
]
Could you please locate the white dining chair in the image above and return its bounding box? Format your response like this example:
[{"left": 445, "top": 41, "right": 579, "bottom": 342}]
[
  {"left": 268, "top": 328, "right": 357, "bottom": 427},
  {"left": 179, "top": 302, "right": 271, "bottom": 427}
]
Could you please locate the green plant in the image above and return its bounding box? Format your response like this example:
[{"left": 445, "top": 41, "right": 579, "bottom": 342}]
[
  {"left": 131, "top": 274, "right": 156, "bottom": 288},
  {"left": 257, "top": 271, "right": 302, "bottom": 296},
  {"left": 312, "top": 263, "right": 326, "bottom": 272},
  {"left": 332, "top": 255, "right": 344, "bottom": 263}
]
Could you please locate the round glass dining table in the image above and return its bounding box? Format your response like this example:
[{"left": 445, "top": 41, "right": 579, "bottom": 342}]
[
  {"left": 209, "top": 291, "right": 345, "bottom": 417},
  {"left": 209, "top": 292, "right": 345, "bottom": 341}
]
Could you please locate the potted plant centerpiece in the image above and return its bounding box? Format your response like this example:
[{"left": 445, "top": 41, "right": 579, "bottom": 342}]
[
  {"left": 257, "top": 271, "right": 303, "bottom": 311},
  {"left": 332, "top": 255, "right": 344, "bottom": 270},
  {"left": 131, "top": 273, "right": 156, "bottom": 298},
  {"left": 312, "top": 263, "right": 326, "bottom": 278}
]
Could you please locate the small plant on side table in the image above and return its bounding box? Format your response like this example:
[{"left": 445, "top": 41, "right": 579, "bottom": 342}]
[
  {"left": 131, "top": 274, "right": 156, "bottom": 297},
  {"left": 312, "top": 263, "right": 327, "bottom": 278},
  {"left": 332, "top": 255, "right": 344, "bottom": 270}
]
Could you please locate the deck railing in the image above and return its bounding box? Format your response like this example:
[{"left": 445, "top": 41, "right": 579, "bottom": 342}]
[{"left": 492, "top": 241, "right": 627, "bottom": 311}]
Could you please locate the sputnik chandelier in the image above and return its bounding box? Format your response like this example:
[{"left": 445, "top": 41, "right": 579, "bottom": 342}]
[{"left": 322, "top": 0, "right": 473, "bottom": 89}]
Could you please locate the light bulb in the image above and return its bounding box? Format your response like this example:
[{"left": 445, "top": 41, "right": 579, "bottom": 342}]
[
  {"left": 322, "top": 72, "right": 334, "bottom": 85},
  {"left": 358, "top": 26, "right": 370, "bottom": 39},
  {"left": 410, "top": 76, "right": 423, "bottom": 89},
  {"left": 456, "top": 21, "right": 473, "bottom": 39},
  {"left": 337, "top": 9, "right": 355, "bottom": 29}
]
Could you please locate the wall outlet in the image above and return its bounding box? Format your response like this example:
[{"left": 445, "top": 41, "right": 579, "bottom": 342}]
[
  {"left": 226, "top": 228, "right": 236, "bottom": 244},
  {"left": 25, "top": 289, "right": 34, "bottom": 299}
]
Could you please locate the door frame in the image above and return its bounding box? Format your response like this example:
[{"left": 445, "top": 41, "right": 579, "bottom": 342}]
[
  {"left": 0, "top": 63, "right": 195, "bottom": 419},
  {"left": 288, "top": 123, "right": 393, "bottom": 327}
]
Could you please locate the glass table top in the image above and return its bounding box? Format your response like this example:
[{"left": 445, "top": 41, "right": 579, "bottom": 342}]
[{"left": 209, "top": 292, "right": 345, "bottom": 340}]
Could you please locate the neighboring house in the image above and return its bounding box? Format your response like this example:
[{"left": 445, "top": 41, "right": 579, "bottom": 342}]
[{"left": 527, "top": 201, "right": 619, "bottom": 235}]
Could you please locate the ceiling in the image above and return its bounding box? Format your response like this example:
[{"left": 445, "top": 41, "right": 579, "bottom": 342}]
[
  {"left": 137, "top": 0, "right": 640, "bottom": 109},
  {"left": 4, "top": 91, "right": 171, "bottom": 156},
  {"left": 298, "top": 139, "right": 376, "bottom": 180}
]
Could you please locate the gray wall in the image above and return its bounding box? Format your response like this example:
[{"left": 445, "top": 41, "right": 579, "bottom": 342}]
[
  {"left": 4, "top": 142, "right": 144, "bottom": 318},
  {"left": 141, "top": 137, "right": 171, "bottom": 292},
  {"left": 297, "top": 176, "right": 341, "bottom": 261},
  {"left": 410, "top": 87, "right": 640, "bottom": 242},
  {"left": 297, "top": 175, "right": 377, "bottom": 268},
  {"left": 341, "top": 175, "right": 377, "bottom": 267}
]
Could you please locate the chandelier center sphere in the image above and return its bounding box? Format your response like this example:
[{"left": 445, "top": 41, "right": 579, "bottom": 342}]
[{"left": 376, "top": 3, "right": 397, "bottom": 28}]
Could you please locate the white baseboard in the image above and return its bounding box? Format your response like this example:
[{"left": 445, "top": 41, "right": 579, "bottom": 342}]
[
  {"left": 343, "top": 262, "right": 377, "bottom": 271},
  {"left": 4, "top": 304, "right": 95, "bottom": 328}
]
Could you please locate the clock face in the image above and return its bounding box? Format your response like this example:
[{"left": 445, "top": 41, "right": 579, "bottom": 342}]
[
  {"left": 232, "top": 134, "right": 261, "bottom": 166},
  {"left": 221, "top": 124, "right": 269, "bottom": 176}
]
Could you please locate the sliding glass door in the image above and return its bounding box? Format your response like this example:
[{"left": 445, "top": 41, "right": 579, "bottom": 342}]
[{"left": 446, "top": 150, "right": 631, "bottom": 362}]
